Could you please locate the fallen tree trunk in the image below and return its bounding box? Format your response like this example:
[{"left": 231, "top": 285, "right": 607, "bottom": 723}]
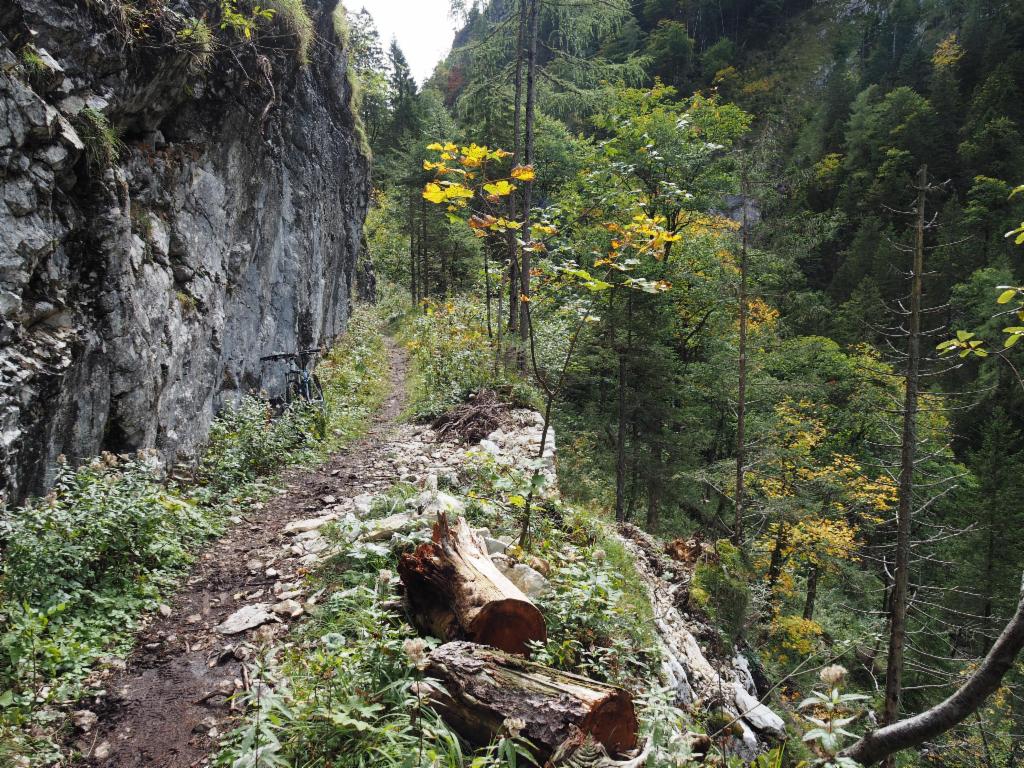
[
  {"left": 421, "top": 641, "right": 638, "bottom": 759},
  {"left": 844, "top": 572, "right": 1024, "bottom": 766},
  {"left": 398, "top": 513, "right": 546, "bottom": 655}
]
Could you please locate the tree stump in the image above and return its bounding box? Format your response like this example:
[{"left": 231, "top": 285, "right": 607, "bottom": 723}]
[
  {"left": 398, "top": 513, "right": 546, "bottom": 655},
  {"left": 421, "top": 641, "right": 638, "bottom": 759}
]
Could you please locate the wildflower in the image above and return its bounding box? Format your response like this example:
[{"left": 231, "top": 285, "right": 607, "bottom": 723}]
[
  {"left": 820, "top": 664, "right": 847, "bottom": 686},
  {"left": 593, "top": 548, "right": 606, "bottom": 563},
  {"left": 378, "top": 569, "right": 394, "bottom": 585},
  {"left": 403, "top": 638, "right": 429, "bottom": 670},
  {"left": 503, "top": 716, "right": 526, "bottom": 738}
]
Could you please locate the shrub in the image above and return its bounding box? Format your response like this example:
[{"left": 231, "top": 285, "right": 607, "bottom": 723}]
[
  {"left": 198, "top": 396, "right": 318, "bottom": 492},
  {"left": 0, "top": 454, "right": 221, "bottom": 699}
]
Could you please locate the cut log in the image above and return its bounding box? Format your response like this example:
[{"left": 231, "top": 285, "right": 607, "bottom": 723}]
[
  {"left": 422, "top": 641, "right": 638, "bottom": 759},
  {"left": 398, "top": 513, "right": 546, "bottom": 655}
]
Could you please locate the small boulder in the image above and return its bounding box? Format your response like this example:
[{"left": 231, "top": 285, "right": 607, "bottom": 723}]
[{"left": 214, "top": 604, "right": 276, "bottom": 635}]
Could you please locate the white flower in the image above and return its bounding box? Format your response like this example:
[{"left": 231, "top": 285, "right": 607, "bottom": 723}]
[
  {"left": 378, "top": 569, "right": 394, "bottom": 585},
  {"left": 403, "top": 638, "right": 429, "bottom": 669},
  {"left": 820, "top": 664, "right": 848, "bottom": 686},
  {"left": 593, "top": 548, "right": 606, "bottom": 563}
]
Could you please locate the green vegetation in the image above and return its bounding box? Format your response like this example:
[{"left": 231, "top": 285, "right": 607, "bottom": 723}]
[
  {"left": 75, "top": 107, "right": 124, "bottom": 173},
  {"left": 214, "top": 302, "right": 688, "bottom": 768},
  {"left": 18, "top": 45, "right": 46, "bottom": 76},
  {"left": 351, "top": 0, "right": 1024, "bottom": 761},
  {"left": 0, "top": 307, "right": 390, "bottom": 765},
  {"left": 266, "top": 0, "right": 314, "bottom": 66},
  {"left": 175, "top": 17, "right": 214, "bottom": 72}
]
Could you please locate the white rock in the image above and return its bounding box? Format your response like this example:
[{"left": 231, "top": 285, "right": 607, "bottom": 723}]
[
  {"left": 73, "top": 709, "right": 98, "bottom": 732},
  {"left": 93, "top": 742, "right": 111, "bottom": 760},
  {"left": 157, "top": 603, "right": 172, "bottom": 618},
  {"left": 283, "top": 514, "right": 336, "bottom": 534},
  {"left": 272, "top": 599, "right": 304, "bottom": 619},
  {"left": 504, "top": 563, "right": 548, "bottom": 599},
  {"left": 484, "top": 537, "right": 509, "bottom": 555},
  {"left": 353, "top": 494, "right": 374, "bottom": 515},
  {"left": 733, "top": 683, "right": 786, "bottom": 736},
  {"left": 214, "top": 604, "right": 276, "bottom": 635}
]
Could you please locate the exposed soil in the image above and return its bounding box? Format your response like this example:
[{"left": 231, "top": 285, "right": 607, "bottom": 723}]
[{"left": 71, "top": 340, "right": 409, "bottom": 768}]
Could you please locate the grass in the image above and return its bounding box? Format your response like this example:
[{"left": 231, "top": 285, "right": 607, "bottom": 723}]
[
  {"left": 0, "top": 305, "right": 391, "bottom": 766},
  {"left": 268, "top": 0, "right": 314, "bottom": 66},
  {"left": 75, "top": 107, "right": 124, "bottom": 173},
  {"left": 175, "top": 17, "right": 214, "bottom": 73}
]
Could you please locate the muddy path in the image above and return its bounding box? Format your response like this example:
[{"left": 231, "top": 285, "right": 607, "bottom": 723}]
[{"left": 73, "top": 340, "right": 410, "bottom": 768}]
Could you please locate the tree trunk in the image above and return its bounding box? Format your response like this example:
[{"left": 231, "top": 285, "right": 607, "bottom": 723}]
[
  {"left": 518, "top": 0, "right": 539, "bottom": 368},
  {"left": 409, "top": 194, "right": 418, "bottom": 306},
  {"left": 398, "top": 514, "right": 546, "bottom": 655},
  {"left": 420, "top": 195, "right": 429, "bottom": 300},
  {"left": 884, "top": 164, "right": 927, "bottom": 731},
  {"left": 615, "top": 345, "right": 627, "bottom": 523},
  {"left": 506, "top": 0, "right": 528, "bottom": 340},
  {"left": 421, "top": 640, "right": 638, "bottom": 759},
  {"left": 803, "top": 564, "right": 819, "bottom": 621},
  {"left": 734, "top": 171, "right": 749, "bottom": 545}
]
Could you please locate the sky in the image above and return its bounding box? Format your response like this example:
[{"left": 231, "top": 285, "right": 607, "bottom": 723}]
[{"left": 351, "top": 0, "right": 458, "bottom": 85}]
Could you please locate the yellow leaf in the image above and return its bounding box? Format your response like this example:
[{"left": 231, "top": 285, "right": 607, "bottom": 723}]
[
  {"left": 426, "top": 142, "right": 444, "bottom": 151},
  {"left": 483, "top": 180, "right": 516, "bottom": 197},
  {"left": 422, "top": 183, "right": 446, "bottom": 204},
  {"left": 511, "top": 165, "right": 536, "bottom": 181}
]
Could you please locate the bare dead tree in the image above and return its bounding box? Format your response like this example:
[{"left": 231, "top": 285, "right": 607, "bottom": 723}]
[{"left": 844, "top": 572, "right": 1024, "bottom": 766}]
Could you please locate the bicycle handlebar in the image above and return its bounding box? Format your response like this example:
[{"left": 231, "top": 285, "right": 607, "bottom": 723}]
[{"left": 259, "top": 347, "right": 324, "bottom": 363}]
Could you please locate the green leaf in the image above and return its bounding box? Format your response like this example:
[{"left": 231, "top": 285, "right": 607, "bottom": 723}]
[
  {"left": 956, "top": 330, "right": 974, "bottom": 341},
  {"left": 1006, "top": 333, "right": 1022, "bottom": 348},
  {"left": 998, "top": 289, "right": 1018, "bottom": 304}
]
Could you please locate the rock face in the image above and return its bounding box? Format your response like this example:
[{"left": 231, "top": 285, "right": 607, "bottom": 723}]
[{"left": 0, "top": 1, "right": 370, "bottom": 503}]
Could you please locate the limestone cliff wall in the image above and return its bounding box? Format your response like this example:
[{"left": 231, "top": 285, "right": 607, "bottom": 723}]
[{"left": 0, "top": 0, "right": 370, "bottom": 503}]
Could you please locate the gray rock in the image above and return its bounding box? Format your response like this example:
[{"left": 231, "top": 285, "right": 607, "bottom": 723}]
[
  {"left": 272, "top": 599, "right": 304, "bottom": 618},
  {"left": 353, "top": 493, "right": 373, "bottom": 516},
  {"left": 214, "top": 604, "right": 276, "bottom": 635},
  {"left": 72, "top": 709, "right": 98, "bottom": 732},
  {"left": 0, "top": 0, "right": 371, "bottom": 504},
  {"left": 733, "top": 683, "right": 785, "bottom": 736}
]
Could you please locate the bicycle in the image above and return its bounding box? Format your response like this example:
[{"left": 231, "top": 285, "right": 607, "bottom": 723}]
[{"left": 259, "top": 348, "right": 326, "bottom": 413}]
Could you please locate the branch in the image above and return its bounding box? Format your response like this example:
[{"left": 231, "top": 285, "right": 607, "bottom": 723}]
[{"left": 843, "top": 572, "right": 1024, "bottom": 766}]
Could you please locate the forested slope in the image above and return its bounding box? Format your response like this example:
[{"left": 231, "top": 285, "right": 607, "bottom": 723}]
[{"left": 357, "top": 0, "right": 1024, "bottom": 764}]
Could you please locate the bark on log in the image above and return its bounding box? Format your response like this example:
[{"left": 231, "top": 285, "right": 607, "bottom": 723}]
[
  {"left": 422, "top": 640, "right": 638, "bottom": 759},
  {"left": 398, "top": 513, "right": 546, "bottom": 655}
]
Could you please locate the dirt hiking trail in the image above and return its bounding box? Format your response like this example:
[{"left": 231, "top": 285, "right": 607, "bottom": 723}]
[{"left": 73, "top": 342, "right": 411, "bottom": 768}]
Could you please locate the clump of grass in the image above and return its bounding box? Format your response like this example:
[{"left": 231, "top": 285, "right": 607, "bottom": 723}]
[
  {"left": 176, "top": 17, "right": 214, "bottom": 72},
  {"left": 76, "top": 107, "right": 124, "bottom": 173},
  {"left": 19, "top": 44, "right": 47, "bottom": 75},
  {"left": 268, "top": 0, "right": 314, "bottom": 66},
  {"left": 175, "top": 291, "right": 197, "bottom": 313}
]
